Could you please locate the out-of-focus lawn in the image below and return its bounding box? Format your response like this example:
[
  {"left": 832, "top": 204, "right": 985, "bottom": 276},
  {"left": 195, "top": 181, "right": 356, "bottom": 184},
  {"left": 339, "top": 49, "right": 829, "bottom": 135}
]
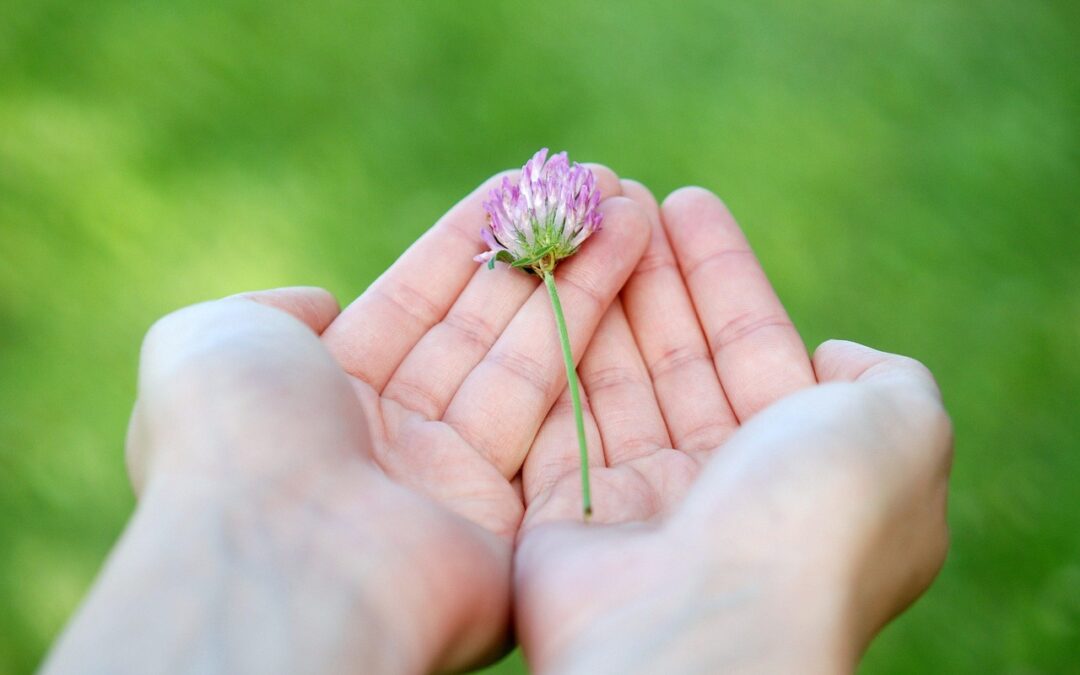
[{"left": 1, "top": 1, "right": 1077, "bottom": 672}]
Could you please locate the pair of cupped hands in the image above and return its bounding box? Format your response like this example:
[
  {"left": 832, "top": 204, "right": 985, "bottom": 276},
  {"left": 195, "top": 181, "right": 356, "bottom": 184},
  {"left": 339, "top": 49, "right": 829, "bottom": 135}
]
[{"left": 47, "top": 166, "right": 953, "bottom": 675}]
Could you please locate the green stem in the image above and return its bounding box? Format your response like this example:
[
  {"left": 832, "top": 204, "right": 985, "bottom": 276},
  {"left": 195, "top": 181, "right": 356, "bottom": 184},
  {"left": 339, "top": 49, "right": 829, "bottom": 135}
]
[{"left": 542, "top": 272, "right": 592, "bottom": 519}]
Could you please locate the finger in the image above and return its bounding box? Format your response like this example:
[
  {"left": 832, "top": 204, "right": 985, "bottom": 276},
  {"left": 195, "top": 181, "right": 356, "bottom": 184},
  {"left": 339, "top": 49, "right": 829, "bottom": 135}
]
[
  {"left": 662, "top": 187, "right": 815, "bottom": 422},
  {"left": 320, "top": 171, "right": 514, "bottom": 390},
  {"left": 522, "top": 384, "right": 605, "bottom": 505},
  {"left": 381, "top": 264, "right": 539, "bottom": 419},
  {"left": 228, "top": 286, "right": 340, "bottom": 334},
  {"left": 578, "top": 300, "right": 669, "bottom": 464},
  {"left": 381, "top": 170, "right": 624, "bottom": 419},
  {"left": 581, "top": 162, "right": 622, "bottom": 199},
  {"left": 813, "top": 339, "right": 942, "bottom": 400},
  {"left": 813, "top": 340, "right": 953, "bottom": 480},
  {"left": 132, "top": 296, "right": 369, "bottom": 487},
  {"left": 444, "top": 196, "right": 651, "bottom": 477},
  {"left": 620, "top": 180, "right": 738, "bottom": 451}
]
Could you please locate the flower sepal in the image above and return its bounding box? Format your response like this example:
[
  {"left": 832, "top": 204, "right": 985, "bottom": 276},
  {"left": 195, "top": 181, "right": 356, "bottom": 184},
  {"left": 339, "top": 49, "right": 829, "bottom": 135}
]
[{"left": 487, "top": 250, "right": 517, "bottom": 270}]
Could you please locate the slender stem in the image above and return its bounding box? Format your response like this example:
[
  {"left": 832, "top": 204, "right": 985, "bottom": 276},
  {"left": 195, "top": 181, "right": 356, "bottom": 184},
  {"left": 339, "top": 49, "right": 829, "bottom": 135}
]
[{"left": 542, "top": 272, "right": 592, "bottom": 519}]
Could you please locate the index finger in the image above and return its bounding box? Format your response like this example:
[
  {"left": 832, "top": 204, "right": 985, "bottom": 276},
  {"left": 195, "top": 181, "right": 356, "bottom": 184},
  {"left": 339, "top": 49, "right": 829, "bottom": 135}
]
[{"left": 321, "top": 171, "right": 514, "bottom": 390}]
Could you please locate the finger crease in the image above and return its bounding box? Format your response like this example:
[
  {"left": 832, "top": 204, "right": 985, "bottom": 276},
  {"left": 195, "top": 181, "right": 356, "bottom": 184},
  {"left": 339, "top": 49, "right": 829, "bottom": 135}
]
[
  {"left": 583, "top": 365, "right": 649, "bottom": 395},
  {"left": 675, "top": 419, "right": 736, "bottom": 452},
  {"left": 489, "top": 349, "right": 552, "bottom": 400},
  {"left": 375, "top": 281, "right": 444, "bottom": 328},
  {"left": 442, "top": 310, "right": 498, "bottom": 351},
  {"left": 648, "top": 344, "right": 714, "bottom": 381},
  {"left": 683, "top": 247, "right": 754, "bottom": 282},
  {"left": 607, "top": 436, "right": 666, "bottom": 462},
  {"left": 550, "top": 392, "right": 593, "bottom": 416},
  {"left": 710, "top": 312, "right": 794, "bottom": 353},
  {"left": 383, "top": 379, "right": 441, "bottom": 420},
  {"left": 632, "top": 251, "right": 680, "bottom": 276},
  {"left": 554, "top": 274, "right": 605, "bottom": 315}
]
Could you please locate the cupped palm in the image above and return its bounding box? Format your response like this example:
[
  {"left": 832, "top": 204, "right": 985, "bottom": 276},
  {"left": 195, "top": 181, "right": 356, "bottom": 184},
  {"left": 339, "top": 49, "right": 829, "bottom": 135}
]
[{"left": 514, "top": 184, "right": 952, "bottom": 672}]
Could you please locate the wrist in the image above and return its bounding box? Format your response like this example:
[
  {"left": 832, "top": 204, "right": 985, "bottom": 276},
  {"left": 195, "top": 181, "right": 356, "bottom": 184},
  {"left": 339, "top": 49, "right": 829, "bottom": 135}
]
[{"left": 46, "top": 467, "right": 507, "bottom": 674}]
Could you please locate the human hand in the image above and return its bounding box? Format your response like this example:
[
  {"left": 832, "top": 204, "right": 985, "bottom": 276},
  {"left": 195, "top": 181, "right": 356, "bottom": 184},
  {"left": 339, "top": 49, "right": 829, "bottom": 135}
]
[
  {"left": 319, "top": 166, "right": 647, "bottom": 540},
  {"left": 48, "top": 288, "right": 509, "bottom": 674},
  {"left": 45, "top": 170, "right": 650, "bottom": 675},
  {"left": 514, "top": 186, "right": 953, "bottom": 673}
]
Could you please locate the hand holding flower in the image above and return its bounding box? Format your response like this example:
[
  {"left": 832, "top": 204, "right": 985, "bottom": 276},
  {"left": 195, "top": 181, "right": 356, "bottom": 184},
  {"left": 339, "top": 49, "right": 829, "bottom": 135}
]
[{"left": 45, "top": 163, "right": 650, "bottom": 674}]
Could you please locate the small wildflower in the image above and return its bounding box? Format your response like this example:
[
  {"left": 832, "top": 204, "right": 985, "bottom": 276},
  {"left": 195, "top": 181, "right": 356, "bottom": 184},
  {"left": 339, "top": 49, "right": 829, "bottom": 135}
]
[
  {"left": 477, "top": 149, "right": 601, "bottom": 520},
  {"left": 476, "top": 149, "right": 603, "bottom": 275}
]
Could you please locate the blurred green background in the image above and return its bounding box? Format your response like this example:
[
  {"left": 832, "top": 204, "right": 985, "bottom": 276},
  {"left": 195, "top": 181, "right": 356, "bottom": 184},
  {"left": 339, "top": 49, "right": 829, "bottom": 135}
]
[{"left": 1, "top": 0, "right": 1078, "bottom": 672}]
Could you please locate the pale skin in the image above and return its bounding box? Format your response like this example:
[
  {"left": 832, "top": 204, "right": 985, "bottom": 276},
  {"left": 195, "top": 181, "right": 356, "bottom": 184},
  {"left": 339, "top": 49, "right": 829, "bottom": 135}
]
[{"left": 43, "top": 169, "right": 953, "bottom": 674}]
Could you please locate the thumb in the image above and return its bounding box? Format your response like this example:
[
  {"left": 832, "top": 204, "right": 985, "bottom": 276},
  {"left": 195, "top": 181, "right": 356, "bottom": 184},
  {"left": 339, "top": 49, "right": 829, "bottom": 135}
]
[
  {"left": 126, "top": 287, "right": 356, "bottom": 495},
  {"left": 812, "top": 339, "right": 942, "bottom": 401}
]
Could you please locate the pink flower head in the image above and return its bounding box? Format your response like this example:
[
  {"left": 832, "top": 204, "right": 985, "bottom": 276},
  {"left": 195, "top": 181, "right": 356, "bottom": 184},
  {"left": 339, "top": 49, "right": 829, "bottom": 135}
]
[{"left": 476, "top": 148, "right": 603, "bottom": 273}]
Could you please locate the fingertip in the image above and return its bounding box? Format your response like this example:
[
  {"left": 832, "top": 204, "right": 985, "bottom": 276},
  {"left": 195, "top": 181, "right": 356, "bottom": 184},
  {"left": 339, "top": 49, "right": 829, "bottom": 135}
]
[
  {"left": 659, "top": 187, "right": 747, "bottom": 262},
  {"left": 598, "top": 195, "right": 651, "bottom": 261},
  {"left": 662, "top": 185, "right": 727, "bottom": 208},
  {"left": 231, "top": 286, "right": 341, "bottom": 334},
  {"left": 660, "top": 186, "right": 734, "bottom": 229},
  {"left": 813, "top": 339, "right": 942, "bottom": 400},
  {"left": 620, "top": 179, "right": 660, "bottom": 221},
  {"left": 552, "top": 196, "right": 649, "bottom": 311},
  {"left": 811, "top": 339, "right": 870, "bottom": 380},
  {"left": 812, "top": 339, "right": 882, "bottom": 376},
  {"left": 816, "top": 339, "right": 953, "bottom": 481},
  {"left": 581, "top": 162, "right": 623, "bottom": 200}
]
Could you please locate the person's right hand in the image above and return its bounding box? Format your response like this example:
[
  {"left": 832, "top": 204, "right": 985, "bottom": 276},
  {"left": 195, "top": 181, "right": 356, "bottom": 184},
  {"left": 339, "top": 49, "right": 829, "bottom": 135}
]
[{"left": 514, "top": 186, "right": 954, "bottom": 673}]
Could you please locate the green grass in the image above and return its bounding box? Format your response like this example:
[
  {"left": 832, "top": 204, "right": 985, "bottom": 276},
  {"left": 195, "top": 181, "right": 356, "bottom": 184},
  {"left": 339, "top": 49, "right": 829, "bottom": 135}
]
[{"left": 2, "top": 1, "right": 1078, "bottom": 672}]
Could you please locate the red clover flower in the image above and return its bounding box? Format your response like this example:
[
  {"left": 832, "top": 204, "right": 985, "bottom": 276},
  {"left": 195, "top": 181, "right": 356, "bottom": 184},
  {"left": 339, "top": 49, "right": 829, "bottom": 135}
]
[
  {"left": 477, "top": 148, "right": 602, "bottom": 519},
  {"left": 476, "top": 149, "right": 603, "bottom": 275}
]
